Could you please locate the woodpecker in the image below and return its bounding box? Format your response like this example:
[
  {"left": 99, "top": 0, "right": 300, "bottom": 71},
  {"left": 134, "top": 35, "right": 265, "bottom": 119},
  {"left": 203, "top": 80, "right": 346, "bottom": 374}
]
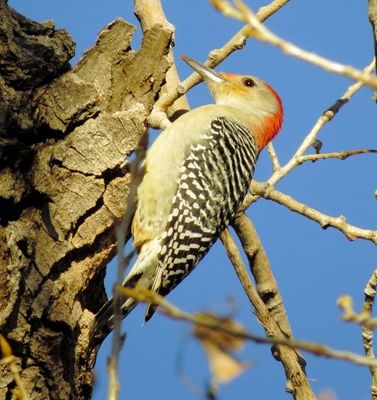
[{"left": 93, "top": 56, "right": 283, "bottom": 339}]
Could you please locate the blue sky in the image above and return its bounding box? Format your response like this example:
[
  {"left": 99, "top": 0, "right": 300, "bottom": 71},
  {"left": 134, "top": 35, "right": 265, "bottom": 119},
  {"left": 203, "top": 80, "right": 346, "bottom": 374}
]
[{"left": 8, "top": 1, "right": 377, "bottom": 399}]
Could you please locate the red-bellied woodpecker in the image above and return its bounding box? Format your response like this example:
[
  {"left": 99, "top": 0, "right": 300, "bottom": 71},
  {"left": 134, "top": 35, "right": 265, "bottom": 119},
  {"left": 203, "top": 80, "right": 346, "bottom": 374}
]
[{"left": 93, "top": 56, "right": 283, "bottom": 338}]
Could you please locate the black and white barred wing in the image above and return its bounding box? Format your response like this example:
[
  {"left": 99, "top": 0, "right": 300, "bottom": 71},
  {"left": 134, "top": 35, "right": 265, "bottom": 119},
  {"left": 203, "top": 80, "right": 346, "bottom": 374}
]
[{"left": 151, "top": 117, "right": 258, "bottom": 305}]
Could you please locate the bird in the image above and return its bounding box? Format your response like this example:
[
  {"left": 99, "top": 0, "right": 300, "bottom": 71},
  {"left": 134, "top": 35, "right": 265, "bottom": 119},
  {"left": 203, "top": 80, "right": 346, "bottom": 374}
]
[{"left": 92, "top": 55, "right": 283, "bottom": 340}]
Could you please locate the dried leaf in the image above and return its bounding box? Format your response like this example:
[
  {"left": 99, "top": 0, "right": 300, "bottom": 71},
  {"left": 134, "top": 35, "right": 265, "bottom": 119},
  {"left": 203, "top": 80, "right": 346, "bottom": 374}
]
[
  {"left": 201, "top": 339, "right": 249, "bottom": 383},
  {"left": 192, "top": 313, "right": 250, "bottom": 383},
  {"left": 194, "top": 313, "right": 247, "bottom": 350}
]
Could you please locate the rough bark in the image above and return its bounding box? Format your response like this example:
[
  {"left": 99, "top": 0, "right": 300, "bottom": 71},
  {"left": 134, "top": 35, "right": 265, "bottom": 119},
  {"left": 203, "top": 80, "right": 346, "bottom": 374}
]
[{"left": 0, "top": 1, "right": 173, "bottom": 399}]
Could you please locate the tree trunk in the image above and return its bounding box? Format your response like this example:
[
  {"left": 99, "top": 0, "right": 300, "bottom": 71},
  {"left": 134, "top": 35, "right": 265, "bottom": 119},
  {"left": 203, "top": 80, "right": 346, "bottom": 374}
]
[{"left": 0, "top": 1, "right": 173, "bottom": 398}]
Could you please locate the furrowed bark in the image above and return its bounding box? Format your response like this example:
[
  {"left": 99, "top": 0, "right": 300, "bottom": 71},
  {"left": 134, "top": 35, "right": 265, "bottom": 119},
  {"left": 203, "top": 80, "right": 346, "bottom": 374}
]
[{"left": 0, "top": 1, "right": 173, "bottom": 398}]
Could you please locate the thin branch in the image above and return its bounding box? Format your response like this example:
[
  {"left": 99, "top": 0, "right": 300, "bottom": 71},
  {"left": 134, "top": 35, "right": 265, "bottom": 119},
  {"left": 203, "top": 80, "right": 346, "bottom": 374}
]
[
  {"left": 369, "top": 0, "right": 377, "bottom": 82},
  {"left": 267, "top": 142, "right": 281, "bottom": 171},
  {"left": 338, "top": 295, "right": 377, "bottom": 330},
  {"left": 148, "top": 0, "right": 291, "bottom": 128},
  {"left": 118, "top": 286, "right": 377, "bottom": 369},
  {"left": 242, "top": 59, "right": 375, "bottom": 210},
  {"left": 271, "top": 58, "right": 376, "bottom": 181},
  {"left": 108, "top": 132, "right": 147, "bottom": 400},
  {"left": 251, "top": 181, "right": 377, "bottom": 244},
  {"left": 216, "top": 0, "right": 377, "bottom": 90},
  {"left": 297, "top": 149, "right": 377, "bottom": 164},
  {"left": 219, "top": 229, "right": 315, "bottom": 399}
]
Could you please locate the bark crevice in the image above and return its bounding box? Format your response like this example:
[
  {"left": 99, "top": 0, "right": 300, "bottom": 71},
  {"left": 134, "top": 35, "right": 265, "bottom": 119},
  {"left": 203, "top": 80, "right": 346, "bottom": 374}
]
[{"left": 0, "top": 2, "right": 174, "bottom": 398}]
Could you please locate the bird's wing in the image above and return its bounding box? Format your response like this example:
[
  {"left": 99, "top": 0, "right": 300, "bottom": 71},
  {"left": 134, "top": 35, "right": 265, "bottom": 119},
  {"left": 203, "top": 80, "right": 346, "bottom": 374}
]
[{"left": 145, "top": 116, "right": 258, "bottom": 320}]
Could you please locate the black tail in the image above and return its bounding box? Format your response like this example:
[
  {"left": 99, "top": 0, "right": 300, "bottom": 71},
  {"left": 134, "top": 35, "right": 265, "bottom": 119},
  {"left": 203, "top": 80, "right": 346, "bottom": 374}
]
[{"left": 90, "top": 297, "right": 137, "bottom": 344}]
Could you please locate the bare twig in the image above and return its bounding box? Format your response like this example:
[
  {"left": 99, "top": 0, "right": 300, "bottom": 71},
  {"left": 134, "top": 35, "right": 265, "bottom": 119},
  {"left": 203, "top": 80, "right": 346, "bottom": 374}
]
[
  {"left": 118, "top": 286, "right": 377, "bottom": 369},
  {"left": 338, "top": 295, "right": 377, "bottom": 330},
  {"left": 216, "top": 1, "right": 377, "bottom": 90},
  {"left": 297, "top": 149, "right": 377, "bottom": 163},
  {"left": 267, "top": 142, "right": 281, "bottom": 171},
  {"left": 337, "top": 271, "right": 377, "bottom": 398},
  {"left": 242, "top": 59, "right": 376, "bottom": 210},
  {"left": 219, "top": 229, "right": 315, "bottom": 399},
  {"left": 369, "top": 0, "right": 377, "bottom": 81},
  {"left": 251, "top": 181, "right": 377, "bottom": 244},
  {"left": 148, "top": 0, "right": 291, "bottom": 128},
  {"left": 270, "top": 59, "right": 376, "bottom": 179},
  {"left": 108, "top": 132, "right": 148, "bottom": 400}
]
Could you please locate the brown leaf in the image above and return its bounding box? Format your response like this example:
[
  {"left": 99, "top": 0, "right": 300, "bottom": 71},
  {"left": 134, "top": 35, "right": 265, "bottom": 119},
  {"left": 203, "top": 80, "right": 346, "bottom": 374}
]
[
  {"left": 201, "top": 339, "right": 249, "bottom": 383},
  {"left": 193, "top": 313, "right": 250, "bottom": 383},
  {"left": 193, "top": 313, "right": 247, "bottom": 350}
]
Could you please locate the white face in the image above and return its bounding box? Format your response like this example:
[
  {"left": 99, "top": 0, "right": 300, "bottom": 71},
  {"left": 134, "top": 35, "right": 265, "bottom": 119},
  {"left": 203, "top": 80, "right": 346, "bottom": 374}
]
[
  {"left": 207, "top": 74, "right": 281, "bottom": 118},
  {"left": 182, "top": 57, "right": 281, "bottom": 118}
]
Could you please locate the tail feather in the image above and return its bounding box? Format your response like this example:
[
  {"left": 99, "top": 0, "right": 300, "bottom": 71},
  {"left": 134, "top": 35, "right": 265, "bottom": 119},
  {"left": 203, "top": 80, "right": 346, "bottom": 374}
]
[
  {"left": 90, "top": 239, "right": 161, "bottom": 343},
  {"left": 91, "top": 297, "right": 137, "bottom": 343}
]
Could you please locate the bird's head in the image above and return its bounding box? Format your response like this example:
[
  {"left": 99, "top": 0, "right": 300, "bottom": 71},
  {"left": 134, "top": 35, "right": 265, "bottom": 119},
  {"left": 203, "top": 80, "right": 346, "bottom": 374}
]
[{"left": 182, "top": 55, "right": 283, "bottom": 151}]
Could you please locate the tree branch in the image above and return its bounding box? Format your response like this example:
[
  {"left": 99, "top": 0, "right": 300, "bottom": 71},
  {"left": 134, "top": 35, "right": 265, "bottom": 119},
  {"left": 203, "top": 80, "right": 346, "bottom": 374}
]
[
  {"left": 267, "top": 143, "right": 281, "bottom": 171},
  {"left": 119, "top": 286, "right": 377, "bottom": 370},
  {"left": 134, "top": 0, "right": 190, "bottom": 128},
  {"left": 297, "top": 149, "right": 377, "bottom": 163},
  {"left": 108, "top": 134, "right": 147, "bottom": 400},
  {"left": 219, "top": 229, "right": 315, "bottom": 399},
  {"left": 232, "top": 213, "right": 293, "bottom": 338},
  {"left": 215, "top": 0, "right": 377, "bottom": 90},
  {"left": 148, "top": 0, "right": 291, "bottom": 128},
  {"left": 369, "top": 0, "right": 377, "bottom": 84},
  {"left": 241, "top": 58, "right": 375, "bottom": 210},
  {"left": 251, "top": 181, "right": 377, "bottom": 244}
]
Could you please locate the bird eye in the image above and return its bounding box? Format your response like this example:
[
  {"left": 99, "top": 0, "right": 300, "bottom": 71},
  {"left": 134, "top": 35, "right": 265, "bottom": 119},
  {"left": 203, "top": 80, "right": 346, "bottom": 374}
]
[{"left": 242, "top": 78, "right": 255, "bottom": 87}]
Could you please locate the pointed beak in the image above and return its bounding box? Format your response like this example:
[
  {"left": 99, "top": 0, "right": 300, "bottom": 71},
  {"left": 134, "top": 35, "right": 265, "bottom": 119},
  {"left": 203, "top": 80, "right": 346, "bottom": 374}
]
[{"left": 181, "top": 55, "right": 225, "bottom": 84}]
